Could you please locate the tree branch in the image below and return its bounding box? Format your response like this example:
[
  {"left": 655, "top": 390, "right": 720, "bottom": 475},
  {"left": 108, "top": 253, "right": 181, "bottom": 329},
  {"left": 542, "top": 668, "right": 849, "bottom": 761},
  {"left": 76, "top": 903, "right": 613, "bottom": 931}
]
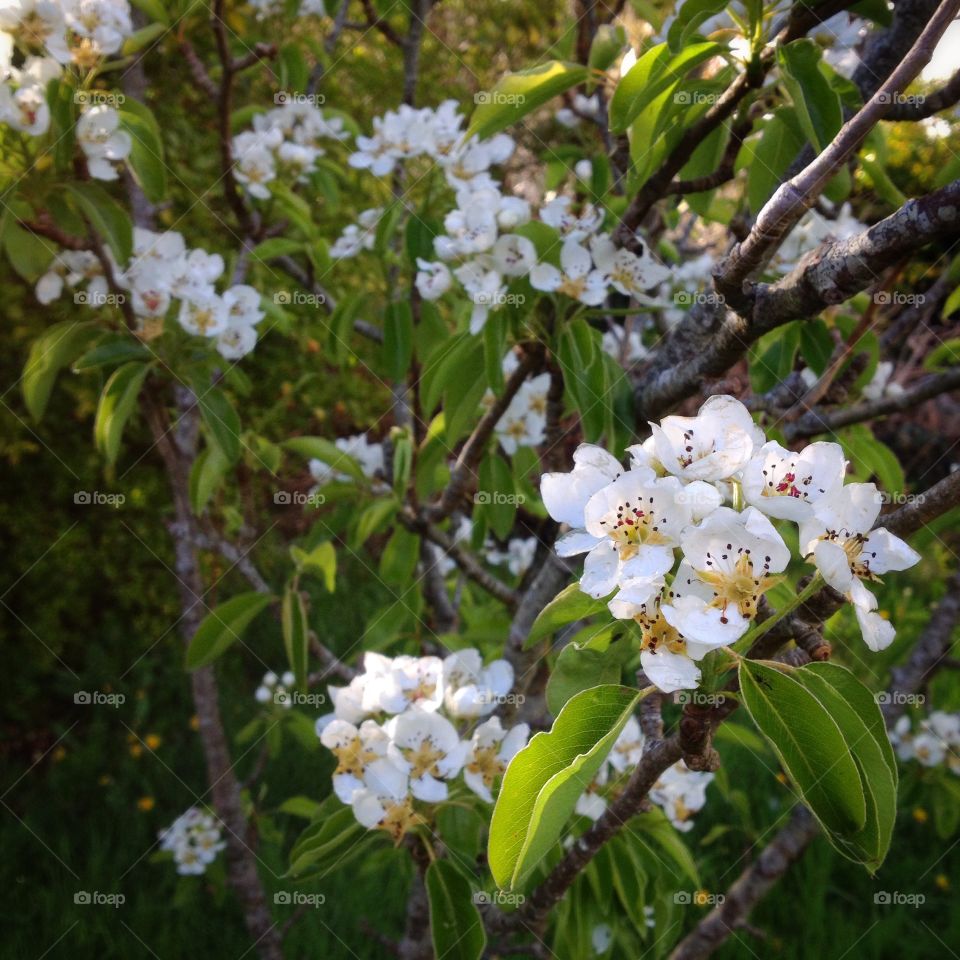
[{"left": 784, "top": 367, "right": 960, "bottom": 440}]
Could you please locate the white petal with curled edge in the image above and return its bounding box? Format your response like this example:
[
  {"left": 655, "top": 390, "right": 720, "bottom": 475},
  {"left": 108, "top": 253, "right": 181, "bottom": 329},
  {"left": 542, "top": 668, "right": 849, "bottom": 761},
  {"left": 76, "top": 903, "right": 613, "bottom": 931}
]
[
  {"left": 812, "top": 482, "right": 881, "bottom": 537},
  {"left": 352, "top": 788, "right": 386, "bottom": 829},
  {"left": 856, "top": 606, "right": 896, "bottom": 652},
  {"left": 640, "top": 648, "right": 701, "bottom": 694},
  {"left": 411, "top": 774, "right": 448, "bottom": 803},
  {"left": 863, "top": 528, "right": 921, "bottom": 574},
  {"left": 501, "top": 724, "right": 530, "bottom": 760},
  {"left": 485, "top": 660, "right": 514, "bottom": 697},
  {"left": 555, "top": 529, "right": 602, "bottom": 556},
  {"left": 619, "top": 545, "right": 676, "bottom": 580},
  {"left": 661, "top": 595, "right": 748, "bottom": 648},
  {"left": 529, "top": 262, "right": 562, "bottom": 292},
  {"left": 813, "top": 539, "right": 855, "bottom": 595},
  {"left": 678, "top": 480, "right": 724, "bottom": 522},
  {"left": 580, "top": 542, "right": 622, "bottom": 598},
  {"left": 333, "top": 773, "right": 364, "bottom": 803}
]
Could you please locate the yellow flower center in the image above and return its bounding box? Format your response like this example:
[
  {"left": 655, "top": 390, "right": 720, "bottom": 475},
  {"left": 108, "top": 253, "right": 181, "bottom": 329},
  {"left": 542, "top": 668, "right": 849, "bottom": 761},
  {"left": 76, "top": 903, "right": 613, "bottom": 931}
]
[
  {"left": 331, "top": 737, "right": 378, "bottom": 778},
  {"left": 467, "top": 745, "right": 505, "bottom": 787},
  {"left": 403, "top": 739, "right": 446, "bottom": 779}
]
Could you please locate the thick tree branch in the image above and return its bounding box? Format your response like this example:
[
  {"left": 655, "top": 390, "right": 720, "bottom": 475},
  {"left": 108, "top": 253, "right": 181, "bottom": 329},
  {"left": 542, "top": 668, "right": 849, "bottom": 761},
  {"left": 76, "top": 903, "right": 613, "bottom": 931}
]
[
  {"left": 716, "top": 0, "right": 960, "bottom": 305},
  {"left": 784, "top": 368, "right": 960, "bottom": 440},
  {"left": 635, "top": 176, "right": 960, "bottom": 423}
]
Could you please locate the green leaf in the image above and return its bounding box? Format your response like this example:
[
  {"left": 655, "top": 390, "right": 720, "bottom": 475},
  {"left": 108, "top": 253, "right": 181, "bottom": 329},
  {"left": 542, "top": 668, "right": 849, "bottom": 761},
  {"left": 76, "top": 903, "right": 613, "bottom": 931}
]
[
  {"left": 546, "top": 638, "right": 628, "bottom": 715},
  {"left": 352, "top": 497, "right": 399, "bottom": 547},
  {"left": 119, "top": 108, "right": 168, "bottom": 203},
  {"left": 738, "top": 660, "right": 866, "bottom": 839},
  {"left": 426, "top": 860, "right": 486, "bottom": 960},
  {"left": 526, "top": 583, "right": 610, "bottom": 649},
  {"left": 189, "top": 442, "right": 231, "bottom": 514},
  {"left": 609, "top": 42, "right": 721, "bottom": 134},
  {"left": 282, "top": 584, "right": 309, "bottom": 692},
  {"left": 290, "top": 541, "right": 337, "bottom": 592},
  {"left": 468, "top": 61, "right": 589, "bottom": 140},
  {"left": 198, "top": 387, "right": 242, "bottom": 465},
  {"left": 747, "top": 108, "right": 805, "bottom": 215},
  {"left": 778, "top": 40, "right": 843, "bottom": 152},
  {"left": 283, "top": 436, "right": 365, "bottom": 482},
  {"left": 588, "top": 24, "right": 626, "bottom": 72},
  {"left": 121, "top": 20, "right": 166, "bottom": 54},
  {"left": 667, "top": 0, "right": 729, "bottom": 51},
  {"left": 628, "top": 806, "right": 699, "bottom": 886},
  {"left": 22, "top": 321, "right": 99, "bottom": 421},
  {"left": 798, "top": 662, "right": 897, "bottom": 869},
  {"left": 73, "top": 336, "right": 151, "bottom": 371},
  {"left": 379, "top": 526, "right": 420, "bottom": 586},
  {"left": 185, "top": 592, "right": 273, "bottom": 670},
  {"left": 94, "top": 361, "right": 151, "bottom": 465},
  {"left": 65, "top": 183, "right": 133, "bottom": 264},
  {"left": 489, "top": 684, "right": 641, "bottom": 890},
  {"left": 287, "top": 806, "right": 368, "bottom": 878},
  {"left": 3, "top": 220, "right": 57, "bottom": 281},
  {"left": 383, "top": 301, "right": 413, "bottom": 381}
]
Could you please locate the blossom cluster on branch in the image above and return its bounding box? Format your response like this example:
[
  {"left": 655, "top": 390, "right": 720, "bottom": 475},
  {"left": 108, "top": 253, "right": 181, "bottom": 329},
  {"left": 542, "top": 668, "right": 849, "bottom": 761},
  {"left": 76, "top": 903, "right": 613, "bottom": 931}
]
[
  {"left": 890, "top": 710, "right": 960, "bottom": 772},
  {"left": 158, "top": 807, "right": 226, "bottom": 876},
  {"left": 315, "top": 650, "right": 529, "bottom": 839},
  {"left": 541, "top": 395, "right": 921, "bottom": 692}
]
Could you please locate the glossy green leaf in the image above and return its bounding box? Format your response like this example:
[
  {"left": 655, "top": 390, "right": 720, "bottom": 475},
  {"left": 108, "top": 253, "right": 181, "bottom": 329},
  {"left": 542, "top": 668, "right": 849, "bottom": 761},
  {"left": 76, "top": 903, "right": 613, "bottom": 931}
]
[
  {"left": 65, "top": 183, "right": 133, "bottom": 264},
  {"left": 23, "top": 321, "right": 99, "bottom": 421},
  {"left": 468, "top": 61, "right": 588, "bottom": 140},
  {"left": 426, "top": 860, "right": 486, "bottom": 960},
  {"left": 186, "top": 592, "right": 273, "bottom": 670},
  {"left": 526, "top": 582, "right": 610, "bottom": 649},
  {"left": 198, "top": 387, "right": 241, "bottom": 465},
  {"left": 738, "top": 660, "right": 866, "bottom": 838},
  {"left": 489, "top": 684, "right": 641, "bottom": 890},
  {"left": 778, "top": 40, "right": 843, "bottom": 152},
  {"left": 283, "top": 436, "right": 365, "bottom": 482},
  {"left": 94, "top": 361, "right": 151, "bottom": 465},
  {"left": 610, "top": 42, "right": 721, "bottom": 133},
  {"left": 799, "top": 662, "right": 897, "bottom": 869},
  {"left": 282, "top": 584, "right": 309, "bottom": 691}
]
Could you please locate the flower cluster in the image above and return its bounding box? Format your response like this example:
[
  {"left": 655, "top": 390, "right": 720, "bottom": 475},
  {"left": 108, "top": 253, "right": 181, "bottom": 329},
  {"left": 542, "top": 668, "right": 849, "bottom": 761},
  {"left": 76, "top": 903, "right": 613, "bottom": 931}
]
[
  {"left": 0, "top": 0, "right": 133, "bottom": 138},
  {"left": 76, "top": 104, "right": 130, "bottom": 180},
  {"left": 36, "top": 227, "right": 266, "bottom": 359},
  {"left": 232, "top": 99, "right": 349, "bottom": 200},
  {"left": 158, "top": 807, "right": 226, "bottom": 876},
  {"left": 541, "top": 395, "right": 921, "bottom": 692},
  {"left": 575, "top": 716, "right": 713, "bottom": 831},
  {"left": 890, "top": 711, "right": 960, "bottom": 773},
  {"left": 332, "top": 100, "right": 669, "bottom": 334},
  {"left": 254, "top": 669, "right": 295, "bottom": 708},
  {"left": 485, "top": 352, "right": 551, "bottom": 454},
  {"left": 316, "top": 650, "right": 529, "bottom": 839}
]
